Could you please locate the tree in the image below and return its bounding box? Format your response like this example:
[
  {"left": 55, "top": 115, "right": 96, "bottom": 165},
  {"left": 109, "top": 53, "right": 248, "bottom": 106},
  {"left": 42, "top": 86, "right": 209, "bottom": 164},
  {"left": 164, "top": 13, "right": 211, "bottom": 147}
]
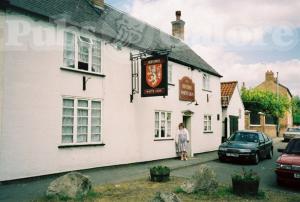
[
  {"left": 292, "top": 96, "right": 300, "bottom": 125},
  {"left": 241, "top": 88, "right": 291, "bottom": 118}
]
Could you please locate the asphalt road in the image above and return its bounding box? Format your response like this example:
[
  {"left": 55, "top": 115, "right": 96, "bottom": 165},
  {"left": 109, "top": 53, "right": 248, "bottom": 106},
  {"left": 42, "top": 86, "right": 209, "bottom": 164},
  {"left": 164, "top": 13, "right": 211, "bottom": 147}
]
[{"left": 173, "top": 140, "right": 300, "bottom": 193}]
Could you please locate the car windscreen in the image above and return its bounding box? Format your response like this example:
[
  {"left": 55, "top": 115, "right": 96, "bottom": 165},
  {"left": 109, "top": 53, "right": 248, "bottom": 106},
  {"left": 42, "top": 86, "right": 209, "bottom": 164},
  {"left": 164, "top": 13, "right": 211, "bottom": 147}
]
[
  {"left": 286, "top": 139, "right": 300, "bottom": 154},
  {"left": 287, "top": 128, "right": 300, "bottom": 132},
  {"left": 229, "top": 132, "right": 258, "bottom": 143}
]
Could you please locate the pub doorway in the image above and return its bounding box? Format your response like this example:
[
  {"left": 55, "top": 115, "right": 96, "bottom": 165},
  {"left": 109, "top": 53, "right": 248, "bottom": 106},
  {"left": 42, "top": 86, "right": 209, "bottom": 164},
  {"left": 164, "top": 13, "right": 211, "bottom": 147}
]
[{"left": 183, "top": 112, "right": 193, "bottom": 157}]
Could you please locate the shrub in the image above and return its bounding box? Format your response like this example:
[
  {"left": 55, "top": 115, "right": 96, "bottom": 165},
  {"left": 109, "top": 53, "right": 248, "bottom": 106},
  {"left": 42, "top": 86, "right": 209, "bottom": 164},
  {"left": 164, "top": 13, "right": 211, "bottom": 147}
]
[
  {"left": 191, "top": 165, "right": 218, "bottom": 193},
  {"left": 150, "top": 166, "right": 171, "bottom": 176},
  {"left": 232, "top": 168, "right": 260, "bottom": 182}
]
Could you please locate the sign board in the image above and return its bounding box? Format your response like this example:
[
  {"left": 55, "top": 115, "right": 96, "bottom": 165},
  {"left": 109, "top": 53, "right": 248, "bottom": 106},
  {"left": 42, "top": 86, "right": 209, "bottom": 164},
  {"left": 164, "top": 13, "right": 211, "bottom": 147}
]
[
  {"left": 141, "top": 55, "right": 168, "bottom": 97},
  {"left": 179, "top": 76, "right": 195, "bottom": 101}
]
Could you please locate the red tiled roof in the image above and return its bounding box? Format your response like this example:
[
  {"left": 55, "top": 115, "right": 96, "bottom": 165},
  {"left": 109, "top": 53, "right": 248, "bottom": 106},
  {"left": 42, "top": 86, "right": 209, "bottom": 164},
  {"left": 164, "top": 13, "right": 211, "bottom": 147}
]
[{"left": 221, "top": 81, "right": 238, "bottom": 107}]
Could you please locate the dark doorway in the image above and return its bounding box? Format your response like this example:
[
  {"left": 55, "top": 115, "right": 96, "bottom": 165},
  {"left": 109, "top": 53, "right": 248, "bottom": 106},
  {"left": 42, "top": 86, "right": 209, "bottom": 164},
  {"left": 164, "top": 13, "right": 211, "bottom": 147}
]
[
  {"left": 183, "top": 115, "right": 192, "bottom": 157},
  {"left": 229, "top": 116, "right": 239, "bottom": 136},
  {"left": 222, "top": 117, "right": 228, "bottom": 143}
]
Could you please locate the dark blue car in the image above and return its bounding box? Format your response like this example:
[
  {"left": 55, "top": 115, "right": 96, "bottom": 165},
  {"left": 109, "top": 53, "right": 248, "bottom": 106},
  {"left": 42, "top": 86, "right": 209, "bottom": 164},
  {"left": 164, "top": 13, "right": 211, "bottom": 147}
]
[{"left": 218, "top": 130, "right": 273, "bottom": 164}]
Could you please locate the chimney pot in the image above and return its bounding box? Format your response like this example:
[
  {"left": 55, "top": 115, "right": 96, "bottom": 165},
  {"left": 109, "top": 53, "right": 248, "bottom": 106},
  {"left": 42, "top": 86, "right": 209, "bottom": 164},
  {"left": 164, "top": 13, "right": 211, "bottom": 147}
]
[{"left": 171, "top": 10, "right": 185, "bottom": 40}]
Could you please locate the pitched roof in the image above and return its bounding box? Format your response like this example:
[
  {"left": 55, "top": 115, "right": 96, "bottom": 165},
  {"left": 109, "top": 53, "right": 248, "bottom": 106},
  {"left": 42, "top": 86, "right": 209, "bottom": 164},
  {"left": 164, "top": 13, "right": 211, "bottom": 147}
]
[
  {"left": 221, "top": 81, "right": 238, "bottom": 107},
  {"left": 4, "top": 0, "right": 221, "bottom": 77}
]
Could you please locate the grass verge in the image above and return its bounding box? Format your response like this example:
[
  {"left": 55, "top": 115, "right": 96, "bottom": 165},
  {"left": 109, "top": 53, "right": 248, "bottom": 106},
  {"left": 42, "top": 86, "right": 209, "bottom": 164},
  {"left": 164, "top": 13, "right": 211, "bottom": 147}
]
[{"left": 33, "top": 177, "right": 300, "bottom": 202}]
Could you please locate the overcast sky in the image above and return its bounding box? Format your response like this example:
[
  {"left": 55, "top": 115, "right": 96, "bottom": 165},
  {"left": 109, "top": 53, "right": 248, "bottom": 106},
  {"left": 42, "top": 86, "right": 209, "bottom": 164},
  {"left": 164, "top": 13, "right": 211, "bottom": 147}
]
[{"left": 107, "top": 0, "right": 300, "bottom": 96}]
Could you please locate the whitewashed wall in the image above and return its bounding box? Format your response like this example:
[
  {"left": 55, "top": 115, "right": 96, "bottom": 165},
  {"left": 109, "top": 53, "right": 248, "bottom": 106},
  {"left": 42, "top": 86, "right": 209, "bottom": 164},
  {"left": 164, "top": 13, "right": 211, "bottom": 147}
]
[
  {"left": 223, "top": 86, "right": 245, "bottom": 138},
  {"left": 0, "top": 10, "right": 222, "bottom": 181}
]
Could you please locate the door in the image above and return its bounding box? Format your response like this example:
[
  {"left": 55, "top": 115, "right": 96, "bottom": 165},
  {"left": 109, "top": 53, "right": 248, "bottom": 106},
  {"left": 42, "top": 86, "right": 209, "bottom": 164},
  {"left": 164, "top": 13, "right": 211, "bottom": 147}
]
[
  {"left": 222, "top": 117, "right": 228, "bottom": 142},
  {"left": 183, "top": 115, "right": 193, "bottom": 157},
  {"left": 229, "top": 116, "right": 239, "bottom": 136}
]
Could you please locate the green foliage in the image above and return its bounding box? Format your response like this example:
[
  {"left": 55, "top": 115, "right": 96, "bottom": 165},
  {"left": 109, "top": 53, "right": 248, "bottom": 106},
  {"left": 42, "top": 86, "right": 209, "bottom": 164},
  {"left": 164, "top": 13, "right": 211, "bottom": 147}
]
[
  {"left": 292, "top": 96, "right": 300, "bottom": 125},
  {"left": 150, "top": 166, "right": 170, "bottom": 175},
  {"left": 174, "top": 187, "right": 185, "bottom": 194},
  {"left": 241, "top": 88, "right": 291, "bottom": 118},
  {"left": 232, "top": 167, "right": 260, "bottom": 182}
]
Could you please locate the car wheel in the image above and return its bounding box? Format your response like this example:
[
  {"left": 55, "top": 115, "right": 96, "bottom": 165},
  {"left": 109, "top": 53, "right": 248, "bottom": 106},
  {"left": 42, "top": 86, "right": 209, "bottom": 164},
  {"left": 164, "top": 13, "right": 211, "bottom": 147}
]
[
  {"left": 219, "top": 157, "right": 225, "bottom": 162},
  {"left": 266, "top": 149, "right": 273, "bottom": 159},
  {"left": 253, "top": 153, "right": 259, "bottom": 164}
]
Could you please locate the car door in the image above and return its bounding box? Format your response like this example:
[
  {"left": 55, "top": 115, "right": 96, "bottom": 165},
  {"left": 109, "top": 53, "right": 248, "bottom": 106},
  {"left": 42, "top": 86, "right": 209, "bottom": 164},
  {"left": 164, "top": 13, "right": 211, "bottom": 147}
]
[
  {"left": 262, "top": 133, "right": 272, "bottom": 153},
  {"left": 258, "top": 133, "right": 266, "bottom": 158}
]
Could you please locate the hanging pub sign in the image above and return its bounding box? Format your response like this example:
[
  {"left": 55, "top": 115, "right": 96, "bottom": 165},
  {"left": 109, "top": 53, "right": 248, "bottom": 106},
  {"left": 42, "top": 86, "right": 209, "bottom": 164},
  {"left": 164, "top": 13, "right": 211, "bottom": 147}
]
[
  {"left": 179, "top": 76, "right": 195, "bottom": 101},
  {"left": 141, "top": 55, "right": 168, "bottom": 97}
]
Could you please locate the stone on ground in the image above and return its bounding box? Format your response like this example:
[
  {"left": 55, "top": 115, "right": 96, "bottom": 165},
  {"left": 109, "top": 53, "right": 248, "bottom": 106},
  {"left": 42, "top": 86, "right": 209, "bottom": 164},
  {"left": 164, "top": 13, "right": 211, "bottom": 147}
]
[
  {"left": 151, "top": 192, "right": 181, "bottom": 202},
  {"left": 46, "top": 172, "right": 92, "bottom": 199}
]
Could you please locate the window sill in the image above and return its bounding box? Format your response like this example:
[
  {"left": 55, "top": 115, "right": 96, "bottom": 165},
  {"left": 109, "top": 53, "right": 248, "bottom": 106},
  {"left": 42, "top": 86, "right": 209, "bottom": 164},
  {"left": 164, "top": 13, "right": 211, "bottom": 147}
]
[
  {"left": 58, "top": 143, "right": 105, "bottom": 148},
  {"left": 202, "top": 89, "right": 212, "bottom": 92},
  {"left": 60, "top": 67, "right": 106, "bottom": 77},
  {"left": 250, "top": 124, "right": 261, "bottom": 127},
  {"left": 203, "top": 131, "right": 214, "bottom": 134},
  {"left": 154, "top": 138, "right": 174, "bottom": 141}
]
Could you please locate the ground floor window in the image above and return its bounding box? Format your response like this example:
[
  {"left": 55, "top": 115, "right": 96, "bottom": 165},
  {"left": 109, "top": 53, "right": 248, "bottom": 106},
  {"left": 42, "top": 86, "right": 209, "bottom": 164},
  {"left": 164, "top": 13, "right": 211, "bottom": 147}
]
[
  {"left": 62, "top": 97, "right": 102, "bottom": 144},
  {"left": 204, "top": 115, "right": 212, "bottom": 132},
  {"left": 155, "top": 111, "right": 172, "bottom": 139}
]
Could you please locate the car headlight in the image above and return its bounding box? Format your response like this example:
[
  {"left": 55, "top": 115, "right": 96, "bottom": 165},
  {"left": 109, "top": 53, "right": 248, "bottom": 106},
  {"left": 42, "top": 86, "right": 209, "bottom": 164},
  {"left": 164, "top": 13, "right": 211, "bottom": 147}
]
[
  {"left": 276, "top": 163, "right": 292, "bottom": 170},
  {"left": 239, "top": 149, "right": 251, "bottom": 153},
  {"left": 219, "top": 147, "right": 227, "bottom": 151}
]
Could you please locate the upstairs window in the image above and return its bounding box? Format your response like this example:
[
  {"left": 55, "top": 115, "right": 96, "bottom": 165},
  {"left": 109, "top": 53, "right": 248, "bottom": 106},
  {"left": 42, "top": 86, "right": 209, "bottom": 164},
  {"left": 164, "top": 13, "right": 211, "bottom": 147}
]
[
  {"left": 203, "top": 73, "right": 210, "bottom": 90},
  {"left": 63, "top": 31, "right": 101, "bottom": 73},
  {"left": 168, "top": 64, "right": 173, "bottom": 84}
]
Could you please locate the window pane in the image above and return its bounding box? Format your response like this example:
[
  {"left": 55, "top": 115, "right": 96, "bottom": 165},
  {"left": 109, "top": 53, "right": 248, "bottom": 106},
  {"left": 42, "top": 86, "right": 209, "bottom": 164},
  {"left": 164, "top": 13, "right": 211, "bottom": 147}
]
[
  {"left": 167, "top": 129, "right": 171, "bottom": 137},
  {"left": 78, "top": 100, "right": 88, "bottom": 107},
  {"left": 63, "top": 108, "right": 74, "bottom": 116},
  {"left": 62, "top": 117, "right": 73, "bottom": 125},
  {"left": 92, "top": 117, "right": 101, "bottom": 125},
  {"left": 155, "top": 129, "right": 159, "bottom": 137},
  {"left": 155, "top": 112, "right": 159, "bottom": 121},
  {"left": 92, "top": 109, "right": 101, "bottom": 116},
  {"left": 78, "top": 117, "right": 88, "bottom": 125},
  {"left": 62, "top": 126, "right": 73, "bottom": 134},
  {"left": 78, "top": 109, "right": 88, "bottom": 116},
  {"left": 77, "top": 126, "right": 88, "bottom": 134},
  {"left": 77, "top": 134, "right": 87, "bottom": 143},
  {"left": 161, "top": 112, "right": 165, "bottom": 120},
  {"left": 92, "top": 40, "right": 101, "bottom": 73},
  {"left": 91, "top": 134, "right": 101, "bottom": 142},
  {"left": 63, "top": 99, "right": 74, "bottom": 107},
  {"left": 63, "top": 32, "right": 75, "bottom": 68},
  {"left": 155, "top": 121, "right": 159, "bottom": 129},
  {"left": 62, "top": 135, "right": 73, "bottom": 143},
  {"left": 92, "top": 101, "right": 101, "bottom": 109},
  {"left": 91, "top": 126, "right": 101, "bottom": 134}
]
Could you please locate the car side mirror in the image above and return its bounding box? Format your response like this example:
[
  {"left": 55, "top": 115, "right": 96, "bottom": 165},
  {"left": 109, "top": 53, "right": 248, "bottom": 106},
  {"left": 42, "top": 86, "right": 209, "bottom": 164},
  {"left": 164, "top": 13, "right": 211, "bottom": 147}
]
[{"left": 277, "top": 148, "right": 285, "bottom": 153}]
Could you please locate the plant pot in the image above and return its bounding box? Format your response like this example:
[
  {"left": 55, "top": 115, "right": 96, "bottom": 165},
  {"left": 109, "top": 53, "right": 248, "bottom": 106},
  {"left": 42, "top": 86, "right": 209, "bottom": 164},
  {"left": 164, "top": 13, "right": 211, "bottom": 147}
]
[
  {"left": 150, "top": 173, "right": 170, "bottom": 182},
  {"left": 232, "top": 178, "right": 259, "bottom": 195}
]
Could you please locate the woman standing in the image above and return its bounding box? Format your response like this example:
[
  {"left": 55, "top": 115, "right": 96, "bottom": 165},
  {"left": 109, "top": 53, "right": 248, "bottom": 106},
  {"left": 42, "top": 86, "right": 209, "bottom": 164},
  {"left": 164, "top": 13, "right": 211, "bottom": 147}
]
[{"left": 175, "top": 123, "right": 190, "bottom": 160}]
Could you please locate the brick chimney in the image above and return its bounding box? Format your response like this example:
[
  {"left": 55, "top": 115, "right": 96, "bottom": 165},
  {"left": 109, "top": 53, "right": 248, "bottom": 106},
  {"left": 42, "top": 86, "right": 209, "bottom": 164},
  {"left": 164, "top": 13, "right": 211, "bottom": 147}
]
[
  {"left": 171, "top": 11, "right": 185, "bottom": 40},
  {"left": 92, "top": 0, "right": 104, "bottom": 10},
  {"left": 265, "top": 70, "right": 276, "bottom": 82}
]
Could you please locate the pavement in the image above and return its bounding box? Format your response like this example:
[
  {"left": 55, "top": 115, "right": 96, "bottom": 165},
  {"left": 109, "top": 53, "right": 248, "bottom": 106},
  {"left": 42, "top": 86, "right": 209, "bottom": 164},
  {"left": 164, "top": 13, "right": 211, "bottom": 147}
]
[{"left": 0, "top": 150, "right": 218, "bottom": 202}]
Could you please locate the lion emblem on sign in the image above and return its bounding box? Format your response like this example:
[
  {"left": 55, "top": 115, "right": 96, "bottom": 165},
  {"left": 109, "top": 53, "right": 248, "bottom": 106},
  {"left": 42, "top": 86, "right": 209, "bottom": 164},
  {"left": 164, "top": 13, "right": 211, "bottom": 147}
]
[{"left": 146, "top": 63, "right": 162, "bottom": 88}]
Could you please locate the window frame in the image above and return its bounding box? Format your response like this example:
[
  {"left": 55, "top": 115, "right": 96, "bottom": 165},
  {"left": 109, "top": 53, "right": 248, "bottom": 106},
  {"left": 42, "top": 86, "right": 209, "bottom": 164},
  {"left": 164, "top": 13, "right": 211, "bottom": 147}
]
[
  {"left": 63, "top": 31, "right": 102, "bottom": 74},
  {"left": 155, "top": 111, "right": 172, "bottom": 140},
  {"left": 61, "top": 97, "right": 103, "bottom": 146},
  {"left": 168, "top": 64, "right": 173, "bottom": 84},
  {"left": 202, "top": 73, "right": 210, "bottom": 91},
  {"left": 204, "top": 114, "right": 213, "bottom": 133}
]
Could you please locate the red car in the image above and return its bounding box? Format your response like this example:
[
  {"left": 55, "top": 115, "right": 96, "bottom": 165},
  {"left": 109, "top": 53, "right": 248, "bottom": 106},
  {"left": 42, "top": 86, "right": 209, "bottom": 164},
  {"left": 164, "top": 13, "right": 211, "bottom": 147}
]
[{"left": 276, "top": 138, "right": 300, "bottom": 186}]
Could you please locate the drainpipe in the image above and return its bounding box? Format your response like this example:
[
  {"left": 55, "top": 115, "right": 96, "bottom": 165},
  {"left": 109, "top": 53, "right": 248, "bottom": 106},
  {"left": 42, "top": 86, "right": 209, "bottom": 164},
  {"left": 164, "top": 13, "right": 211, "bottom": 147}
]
[{"left": 276, "top": 72, "right": 279, "bottom": 137}]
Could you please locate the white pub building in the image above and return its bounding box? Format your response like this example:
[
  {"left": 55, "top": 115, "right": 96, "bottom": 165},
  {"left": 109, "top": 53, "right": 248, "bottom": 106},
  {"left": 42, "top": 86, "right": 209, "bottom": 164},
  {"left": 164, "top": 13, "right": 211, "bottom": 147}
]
[{"left": 0, "top": 0, "right": 222, "bottom": 181}]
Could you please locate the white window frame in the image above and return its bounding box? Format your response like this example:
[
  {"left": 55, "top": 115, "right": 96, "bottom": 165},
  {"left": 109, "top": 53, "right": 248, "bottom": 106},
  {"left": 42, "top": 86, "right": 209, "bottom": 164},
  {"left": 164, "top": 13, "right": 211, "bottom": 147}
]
[
  {"left": 204, "top": 114, "right": 212, "bottom": 132},
  {"left": 203, "top": 73, "right": 210, "bottom": 91},
  {"left": 61, "top": 97, "right": 103, "bottom": 145},
  {"left": 155, "top": 111, "right": 172, "bottom": 139},
  {"left": 63, "top": 31, "right": 102, "bottom": 74},
  {"left": 168, "top": 64, "right": 173, "bottom": 84}
]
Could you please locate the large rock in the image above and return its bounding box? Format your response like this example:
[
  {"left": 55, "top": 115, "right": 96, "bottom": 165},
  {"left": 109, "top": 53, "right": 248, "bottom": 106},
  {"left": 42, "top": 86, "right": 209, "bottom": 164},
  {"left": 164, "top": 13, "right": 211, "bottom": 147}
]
[
  {"left": 46, "top": 172, "right": 92, "bottom": 199},
  {"left": 151, "top": 192, "right": 181, "bottom": 202},
  {"left": 180, "top": 181, "right": 196, "bottom": 194}
]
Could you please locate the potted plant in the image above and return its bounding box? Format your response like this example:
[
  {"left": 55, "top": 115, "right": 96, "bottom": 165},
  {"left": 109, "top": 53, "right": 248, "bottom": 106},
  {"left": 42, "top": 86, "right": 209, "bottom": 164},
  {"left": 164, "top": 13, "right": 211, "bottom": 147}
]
[
  {"left": 150, "top": 165, "right": 171, "bottom": 182},
  {"left": 231, "top": 168, "right": 260, "bottom": 195}
]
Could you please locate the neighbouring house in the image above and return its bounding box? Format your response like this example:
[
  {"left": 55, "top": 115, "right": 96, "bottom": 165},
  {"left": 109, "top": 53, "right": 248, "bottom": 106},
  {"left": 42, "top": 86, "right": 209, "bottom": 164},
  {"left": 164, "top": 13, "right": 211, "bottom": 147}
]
[
  {"left": 0, "top": 0, "right": 222, "bottom": 181},
  {"left": 245, "top": 70, "right": 293, "bottom": 137},
  {"left": 221, "top": 81, "right": 245, "bottom": 142}
]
